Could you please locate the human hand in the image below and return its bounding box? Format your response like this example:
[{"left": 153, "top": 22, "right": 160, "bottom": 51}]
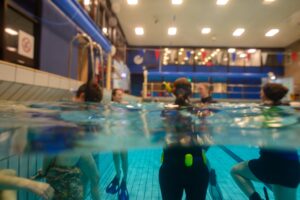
[{"left": 28, "top": 181, "right": 54, "bottom": 200}]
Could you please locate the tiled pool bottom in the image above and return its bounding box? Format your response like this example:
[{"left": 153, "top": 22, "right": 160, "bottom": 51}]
[{"left": 95, "top": 147, "right": 299, "bottom": 200}]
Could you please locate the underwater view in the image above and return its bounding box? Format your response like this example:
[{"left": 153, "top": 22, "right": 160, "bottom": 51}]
[{"left": 0, "top": 100, "right": 299, "bottom": 200}]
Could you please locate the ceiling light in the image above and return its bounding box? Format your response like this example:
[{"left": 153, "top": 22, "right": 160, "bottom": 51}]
[
  {"left": 201, "top": 27, "right": 211, "bottom": 34},
  {"left": 172, "top": 0, "right": 183, "bottom": 5},
  {"left": 165, "top": 48, "right": 169, "bottom": 51},
  {"left": 178, "top": 52, "right": 183, "bottom": 55},
  {"left": 5, "top": 28, "right": 18, "bottom": 36},
  {"left": 233, "top": 28, "right": 245, "bottom": 37},
  {"left": 228, "top": 48, "right": 236, "bottom": 53},
  {"left": 17, "top": 59, "right": 25, "bottom": 64},
  {"left": 180, "top": 48, "right": 184, "bottom": 51},
  {"left": 240, "top": 53, "right": 246, "bottom": 58},
  {"left": 135, "top": 27, "right": 144, "bottom": 35},
  {"left": 216, "top": 48, "right": 220, "bottom": 52},
  {"left": 263, "top": 0, "right": 275, "bottom": 4},
  {"left": 168, "top": 27, "right": 177, "bottom": 36},
  {"left": 247, "top": 49, "right": 256, "bottom": 53},
  {"left": 201, "top": 48, "right": 205, "bottom": 52},
  {"left": 127, "top": 0, "right": 138, "bottom": 5},
  {"left": 216, "top": 0, "right": 229, "bottom": 6},
  {"left": 84, "top": 0, "right": 91, "bottom": 6},
  {"left": 102, "top": 27, "right": 108, "bottom": 34},
  {"left": 6, "top": 47, "right": 17, "bottom": 52},
  {"left": 265, "top": 29, "right": 279, "bottom": 37}
]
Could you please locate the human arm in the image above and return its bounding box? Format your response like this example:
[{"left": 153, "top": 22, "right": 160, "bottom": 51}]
[{"left": 0, "top": 171, "right": 54, "bottom": 200}]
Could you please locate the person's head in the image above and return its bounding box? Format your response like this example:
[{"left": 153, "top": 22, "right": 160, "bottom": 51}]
[
  {"left": 173, "top": 77, "right": 192, "bottom": 106},
  {"left": 111, "top": 88, "right": 124, "bottom": 103},
  {"left": 75, "top": 82, "right": 103, "bottom": 103},
  {"left": 198, "top": 83, "right": 210, "bottom": 98},
  {"left": 261, "top": 83, "right": 288, "bottom": 104}
]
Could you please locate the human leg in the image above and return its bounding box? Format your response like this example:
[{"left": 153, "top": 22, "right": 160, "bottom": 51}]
[
  {"left": 185, "top": 164, "right": 209, "bottom": 200},
  {"left": 120, "top": 151, "right": 128, "bottom": 181},
  {"left": 272, "top": 185, "right": 297, "bottom": 200},
  {"left": 119, "top": 151, "right": 129, "bottom": 200},
  {"left": 113, "top": 152, "right": 121, "bottom": 178},
  {"left": 231, "top": 161, "right": 262, "bottom": 199},
  {"left": 106, "top": 152, "right": 121, "bottom": 194},
  {"left": 78, "top": 154, "right": 100, "bottom": 200},
  {"left": 159, "top": 165, "right": 184, "bottom": 200}
]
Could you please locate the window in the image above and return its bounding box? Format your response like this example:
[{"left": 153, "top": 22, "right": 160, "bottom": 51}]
[{"left": 4, "top": 7, "right": 36, "bottom": 67}]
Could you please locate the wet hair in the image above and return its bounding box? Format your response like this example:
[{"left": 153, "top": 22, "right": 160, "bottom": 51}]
[
  {"left": 76, "top": 83, "right": 103, "bottom": 102},
  {"left": 111, "top": 88, "right": 123, "bottom": 101},
  {"left": 173, "top": 78, "right": 192, "bottom": 106},
  {"left": 262, "top": 83, "right": 288, "bottom": 104}
]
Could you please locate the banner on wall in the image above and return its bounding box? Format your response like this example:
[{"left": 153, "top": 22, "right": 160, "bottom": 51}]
[{"left": 18, "top": 30, "right": 34, "bottom": 59}]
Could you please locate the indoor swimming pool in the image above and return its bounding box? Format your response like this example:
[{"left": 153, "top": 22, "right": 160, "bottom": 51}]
[{"left": 0, "top": 101, "right": 299, "bottom": 200}]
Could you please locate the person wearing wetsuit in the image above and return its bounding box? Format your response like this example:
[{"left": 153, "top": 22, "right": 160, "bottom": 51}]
[
  {"left": 198, "top": 83, "right": 217, "bottom": 104},
  {"left": 159, "top": 78, "right": 209, "bottom": 200},
  {"left": 231, "top": 83, "right": 300, "bottom": 200}
]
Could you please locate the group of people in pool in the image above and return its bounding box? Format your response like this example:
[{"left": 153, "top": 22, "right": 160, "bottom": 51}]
[
  {"left": 0, "top": 78, "right": 299, "bottom": 200},
  {"left": 160, "top": 77, "right": 299, "bottom": 200}
]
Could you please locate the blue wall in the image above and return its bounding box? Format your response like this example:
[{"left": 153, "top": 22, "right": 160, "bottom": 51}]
[
  {"left": 39, "top": 1, "right": 79, "bottom": 79},
  {"left": 127, "top": 49, "right": 284, "bottom": 98}
]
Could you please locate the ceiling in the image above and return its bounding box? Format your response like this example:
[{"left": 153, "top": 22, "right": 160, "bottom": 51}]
[{"left": 110, "top": 0, "right": 300, "bottom": 48}]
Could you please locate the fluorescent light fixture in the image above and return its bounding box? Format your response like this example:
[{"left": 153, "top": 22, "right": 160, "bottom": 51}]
[
  {"left": 172, "top": 0, "right": 183, "bottom": 5},
  {"left": 247, "top": 49, "right": 256, "bottom": 53},
  {"left": 240, "top": 53, "right": 246, "bottom": 58},
  {"left": 6, "top": 47, "right": 17, "bottom": 52},
  {"left": 102, "top": 27, "right": 108, "bottom": 34},
  {"left": 265, "top": 29, "right": 279, "bottom": 37},
  {"left": 135, "top": 27, "right": 144, "bottom": 35},
  {"left": 5, "top": 28, "right": 18, "bottom": 36},
  {"left": 127, "top": 0, "right": 138, "bottom": 5},
  {"left": 201, "top": 27, "right": 211, "bottom": 34},
  {"left": 228, "top": 48, "right": 236, "bottom": 53},
  {"left": 263, "top": 0, "right": 275, "bottom": 4},
  {"left": 17, "top": 59, "right": 25, "bottom": 64},
  {"left": 216, "top": 0, "right": 229, "bottom": 6},
  {"left": 84, "top": 0, "right": 91, "bottom": 5},
  {"left": 233, "top": 28, "right": 245, "bottom": 37},
  {"left": 121, "top": 73, "right": 127, "bottom": 78},
  {"left": 168, "top": 27, "right": 177, "bottom": 36}
]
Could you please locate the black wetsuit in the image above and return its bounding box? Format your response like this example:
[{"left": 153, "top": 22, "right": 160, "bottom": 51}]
[
  {"left": 159, "top": 106, "right": 209, "bottom": 200},
  {"left": 249, "top": 104, "right": 300, "bottom": 188},
  {"left": 249, "top": 148, "right": 300, "bottom": 188},
  {"left": 201, "top": 96, "right": 217, "bottom": 104}
]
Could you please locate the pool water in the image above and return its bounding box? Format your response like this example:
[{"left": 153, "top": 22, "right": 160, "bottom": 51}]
[{"left": 0, "top": 101, "right": 299, "bottom": 199}]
